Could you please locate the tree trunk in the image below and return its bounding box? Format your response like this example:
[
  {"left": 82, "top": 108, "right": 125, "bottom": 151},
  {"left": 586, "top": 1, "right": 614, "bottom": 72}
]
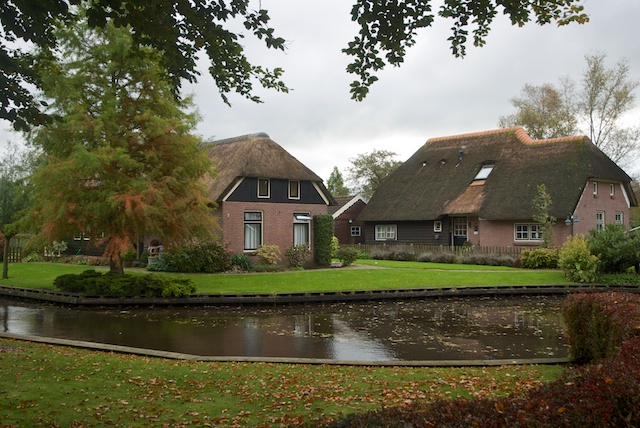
[
  {"left": 109, "top": 254, "right": 124, "bottom": 275},
  {"left": 2, "top": 235, "right": 11, "bottom": 280}
]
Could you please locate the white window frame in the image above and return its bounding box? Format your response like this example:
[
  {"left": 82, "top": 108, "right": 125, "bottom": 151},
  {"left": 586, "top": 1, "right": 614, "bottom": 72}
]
[
  {"left": 615, "top": 212, "right": 623, "bottom": 225},
  {"left": 610, "top": 183, "right": 615, "bottom": 196},
  {"left": 474, "top": 165, "right": 494, "bottom": 181},
  {"left": 244, "top": 211, "right": 263, "bottom": 251},
  {"left": 375, "top": 224, "right": 397, "bottom": 241},
  {"left": 593, "top": 181, "right": 598, "bottom": 195},
  {"left": 257, "top": 178, "right": 270, "bottom": 198},
  {"left": 514, "top": 223, "right": 543, "bottom": 242},
  {"left": 596, "top": 211, "right": 605, "bottom": 231},
  {"left": 350, "top": 226, "right": 361, "bottom": 236},
  {"left": 293, "top": 212, "right": 310, "bottom": 246},
  {"left": 433, "top": 220, "right": 442, "bottom": 233},
  {"left": 288, "top": 180, "right": 300, "bottom": 200}
]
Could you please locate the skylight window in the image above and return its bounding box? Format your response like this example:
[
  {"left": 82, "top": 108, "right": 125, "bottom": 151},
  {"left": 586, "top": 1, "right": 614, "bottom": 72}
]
[{"left": 474, "top": 165, "right": 494, "bottom": 181}]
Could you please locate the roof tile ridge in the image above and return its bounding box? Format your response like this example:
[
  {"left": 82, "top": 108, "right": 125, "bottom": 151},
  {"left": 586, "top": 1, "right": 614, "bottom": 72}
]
[
  {"left": 426, "top": 127, "right": 522, "bottom": 143},
  {"left": 520, "top": 131, "right": 589, "bottom": 145}
]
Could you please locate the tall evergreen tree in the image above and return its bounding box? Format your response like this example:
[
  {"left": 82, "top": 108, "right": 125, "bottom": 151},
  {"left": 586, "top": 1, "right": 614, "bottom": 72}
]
[
  {"left": 28, "top": 16, "right": 216, "bottom": 274},
  {"left": 326, "top": 166, "right": 351, "bottom": 197}
]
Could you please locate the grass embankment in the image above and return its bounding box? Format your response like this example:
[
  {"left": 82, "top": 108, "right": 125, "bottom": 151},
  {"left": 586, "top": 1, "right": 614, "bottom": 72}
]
[
  {"left": 0, "top": 338, "right": 563, "bottom": 427},
  {"left": 0, "top": 261, "right": 572, "bottom": 295}
]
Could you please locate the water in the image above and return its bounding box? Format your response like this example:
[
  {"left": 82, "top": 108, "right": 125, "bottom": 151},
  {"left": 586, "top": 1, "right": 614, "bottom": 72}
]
[{"left": 0, "top": 295, "right": 568, "bottom": 361}]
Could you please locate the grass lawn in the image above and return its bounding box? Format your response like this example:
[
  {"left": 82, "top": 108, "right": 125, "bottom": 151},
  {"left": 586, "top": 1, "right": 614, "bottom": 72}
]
[
  {"left": 0, "top": 337, "right": 564, "bottom": 427},
  {"left": 0, "top": 261, "right": 573, "bottom": 294}
]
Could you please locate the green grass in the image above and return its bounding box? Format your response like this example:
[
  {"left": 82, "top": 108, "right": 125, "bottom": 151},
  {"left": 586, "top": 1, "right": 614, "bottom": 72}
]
[
  {"left": 0, "top": 338, "right": 564, "bottom": 427},
  {"left": 0, "top": 261, "right": 573, "bottom": 295}
]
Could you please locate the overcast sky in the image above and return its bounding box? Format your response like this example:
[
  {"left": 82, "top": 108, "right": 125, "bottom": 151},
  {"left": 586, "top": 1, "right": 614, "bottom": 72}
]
[{"left": 2, "top": 0, "right": 639, "bottom": 182}]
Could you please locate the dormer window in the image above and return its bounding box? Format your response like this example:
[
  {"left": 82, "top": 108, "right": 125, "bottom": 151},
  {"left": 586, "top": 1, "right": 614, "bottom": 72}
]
[
  {"left": 473, "top": 164, "right": 494, "bottom": 181},
  {"left": 258, "top": 178, "right": 270, "bottom": 198}
]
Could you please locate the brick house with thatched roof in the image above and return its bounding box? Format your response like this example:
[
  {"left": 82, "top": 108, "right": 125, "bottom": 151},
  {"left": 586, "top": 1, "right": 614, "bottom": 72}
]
[
  {"left": 357, "top": 127, "right": 637, "bottom": 249},
  {"left": 200, "top": 133, "right": 335, "bottom": 258},
  {"left": 330, "top": 194, "right": 367, "bottom": 245}
]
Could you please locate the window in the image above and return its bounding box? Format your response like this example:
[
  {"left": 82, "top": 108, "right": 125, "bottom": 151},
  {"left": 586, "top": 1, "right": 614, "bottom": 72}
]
[
  {"left": 244, "top": 211, "right": 263, "bottom": 250},
  {"left": 293, "top": 213, "right": 310, "bottom": 246},
  {"left": 610, "top": 183, "right": 615, "bottom": 196},
  {"left": 616, "top": 212, "right": 623, "bottom": 225},
  {"left": 288, "top": 180, "right": 300, "bottom": 199},
  {"left": 73, "top": 232, "right": 90, "bottom": 241},
  {"left": 375, "top": 224, "right": 397, "bottom": 241},
  {"left": 350, "top": 226, "right": 361, "bottom": 236},
  {"left": 596, "top": 211, "right": 605, "bottom": 231},
  {"left": 514, "top": 224, "right": 543, "bottom": 241},
  {"left": 434, "top": 221, "right": 442, "bottom": 233},
  {"left": 258, "top": 178, "right": 270, "bottom": 198},
  {"left": 474, "top": 164, "right": 494, "bottom": 181},
  {"left": 593, "top": 182, "right": 598, "bottom": 195}
]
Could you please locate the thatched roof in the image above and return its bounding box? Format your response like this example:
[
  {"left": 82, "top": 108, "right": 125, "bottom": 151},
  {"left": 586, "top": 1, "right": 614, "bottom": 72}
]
[
  {"left": 200, "top": 133, "right": 328, "bottom": 202},
  {"left": 358, "top": 127, "right": 637, "bottom": 222}
]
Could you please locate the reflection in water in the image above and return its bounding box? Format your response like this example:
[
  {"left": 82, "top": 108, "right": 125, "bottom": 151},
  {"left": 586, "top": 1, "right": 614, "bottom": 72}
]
[{"left": 0, "top": 295, "right": 568, "bottom": 361}]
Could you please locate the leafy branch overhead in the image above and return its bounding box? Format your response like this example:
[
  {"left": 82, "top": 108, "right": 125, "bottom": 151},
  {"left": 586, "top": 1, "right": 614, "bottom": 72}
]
[
  {"left": 2, "top": 0, "right": 589, "bottom": 131},
  {"left": 344, "top": 0, "right": 589, "bottom": 101}
]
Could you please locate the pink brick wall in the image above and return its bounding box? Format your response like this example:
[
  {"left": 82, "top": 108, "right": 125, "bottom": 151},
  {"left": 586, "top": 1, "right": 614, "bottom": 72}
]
[{"left": 218, "top": 201, "right": 329, "bottom": 257}]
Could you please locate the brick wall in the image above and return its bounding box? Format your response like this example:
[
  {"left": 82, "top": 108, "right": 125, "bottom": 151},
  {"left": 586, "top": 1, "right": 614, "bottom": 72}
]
[{"left": 219, "top": 201, "right": 329, "bottom": 256}]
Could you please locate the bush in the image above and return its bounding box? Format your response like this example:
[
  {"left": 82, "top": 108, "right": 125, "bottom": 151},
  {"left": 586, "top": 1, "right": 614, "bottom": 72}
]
[
  {"left": 588, "top": 224, "right": 640, "bottom": 274},
  {"left": 330, "top": 236, "right": 340, "bottom": 258},
  {"left": 54, "top": 270, "right": 195, "bottom": 297},
  {"left": 146, "top": 241, "right": 232, "bottom": 273},
  {"left": 256, "top": 244, "right": 281, "bottom": 265},
  {"left": 231, "top": 253, "right": 253, "bottom": 272},
  {"left": 459, "top": 252, "right": 518, "bottom": 267},
  {"left": 335, "top": 247, "right": 359, "bottom": 266},
  {"left": 285, "top": 244, "right": 310, "bottom": 268},
  {"left": 314, "top": 214, "right": 334, "bottom": 266},
  {"left": 431, "top": 251, "right": 458, "bottom": 264},
  {"left": 22, "top": 252, "right": 44, "bottom": 263},
  {"left": 250, "top": 263, "right": 287, "bottom": 273},
  {"left": 520, "top": 248, "right": 559, "bottom": 269},
  {"left": 558, "top": 234, "right": 599, "bottom": 283}
]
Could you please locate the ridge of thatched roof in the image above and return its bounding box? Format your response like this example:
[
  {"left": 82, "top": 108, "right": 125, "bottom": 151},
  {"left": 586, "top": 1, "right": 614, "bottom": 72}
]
[
  {"left": 358, "top": 127, "right": 636, "bottom": 222},
  {"left": 200, "top": 133, "right": 325, "bottom": 201}
]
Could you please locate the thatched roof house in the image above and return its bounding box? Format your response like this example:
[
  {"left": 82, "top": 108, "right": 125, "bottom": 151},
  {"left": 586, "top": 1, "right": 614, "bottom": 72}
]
[
  {"left": 358, "top": 127, "right": 636, "bottom": 247},
  {"left": 200, "top": 133, "right": 335, "bottom": 259}
]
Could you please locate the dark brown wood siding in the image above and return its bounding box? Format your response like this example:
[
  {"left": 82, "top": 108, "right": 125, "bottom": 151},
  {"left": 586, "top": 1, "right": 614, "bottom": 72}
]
[{"left": 363, "top": 219, "right": 451, "bottom": 245}]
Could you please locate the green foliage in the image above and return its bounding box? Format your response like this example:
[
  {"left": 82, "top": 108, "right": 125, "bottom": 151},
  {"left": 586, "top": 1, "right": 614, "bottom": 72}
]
[
  {"left": 146, "top": 241, "right": 232, "bottom": 273},
  {"left": 313, "top": 214, "right": 334, "bottom": 266},
  {"left": 284, "top": 244, "right": 310, "bottom": 268},
  {"left": 231, "top": 253, "right": 253, "bottom": 272},
  {"left": 558, "top": 235, "right": 599, "bottom": 283},
  {"left": 250, "top": 264, "right": 287, "bottom": 273},
  {"left": 532, "top": 183, "right": 556, "bottom": 248},
  {"left": 588, "top": 224, "right": 640, "bottom": 274},
  {"left": 326, "top": 167, "right": 351, "bottom": 197},
  {"left": 330, "top": 236, "right": 340, "bottom": 258},
  {"left": 520, "top": 248, "right": 559, "bottom": 269},
  {"left": 256, "top": 244, "right": 281, "bottom": 265},
  {"left": 346, "top": 149, "right": 401, "bottom": 200},
  {"left": 53, "top": 270, "right": 196, "bottom": 297},
  {"left": 335, "top": 247, "right": 359, "bottom": 267},
  {"left": 22, "top": 252, "right": 45, "bottom": 263}
]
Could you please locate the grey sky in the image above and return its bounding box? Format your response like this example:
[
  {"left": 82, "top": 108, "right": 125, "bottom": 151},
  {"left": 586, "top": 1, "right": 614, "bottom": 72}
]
[{"left": 2, "top": 0, "right": 639, "bottom": 183}]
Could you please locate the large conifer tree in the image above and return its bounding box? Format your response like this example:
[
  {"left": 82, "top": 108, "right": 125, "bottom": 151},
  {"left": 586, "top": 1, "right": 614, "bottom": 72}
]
[{"left": 29, "top": 16, "right": 216, "bottom": 274}]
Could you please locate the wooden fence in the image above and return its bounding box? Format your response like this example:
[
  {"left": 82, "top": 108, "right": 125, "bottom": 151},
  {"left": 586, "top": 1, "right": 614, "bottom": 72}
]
[{"left": 340, "top": 243, "right": 524, "bottom": 258}]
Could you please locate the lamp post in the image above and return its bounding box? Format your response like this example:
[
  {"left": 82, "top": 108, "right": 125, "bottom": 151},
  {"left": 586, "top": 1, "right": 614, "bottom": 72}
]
[{"left": 565, "top": 213, "right": 580, "bottom": 236}]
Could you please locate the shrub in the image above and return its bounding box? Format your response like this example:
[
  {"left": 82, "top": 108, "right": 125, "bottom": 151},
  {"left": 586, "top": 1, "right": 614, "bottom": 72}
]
[
  {"left": 388, "top": 246, "right": 415, "bottom": 261},
  {"left": 54, "top": 270, "right": 195, "bottom": 297},
  {"left": 22, "top": 252, "right": 44, "bottom": 263},
  {"left": 146, "top": 241, "right": 232, "bottom": 273},
  {"left": 231, "top": 253, "right": 252, "bottom": 272},
  {"left": 250, "top": 263, "right": 287, "bottom": 273},
  {"left": 335, "top": 247, "right": 359, "bottom": 266},
  {"left": 330, "top": 236, "right": 340, "bottom": 258},
  {"left": 285, "top": 244, "right": 310, "bottom": 268},
  {"left": 416, "top": 252, "right": 435, "bottom": 262},
  {"left": 256, "top": 244, "right": 281, "bottom": 265},
  {"left": 431, "top": 251, "right": 458, "bottom": 264},
  {"left": 459, "top": 252, "right": 518, "bottom": 267},
  {"left": 371, "top": 250, "right": 390, "bottom": 260},
  {"left": 520, "top": 248, "right": 559, "bottom": 269},
  {"left": 558, "top": 234, "right": 599, "bottom": 283},
  {"left": 588, "top": 224, "right": 640, "bottom": 274},
  {"left": 314, "top": 214, "right": 334, "bottom": 266}
]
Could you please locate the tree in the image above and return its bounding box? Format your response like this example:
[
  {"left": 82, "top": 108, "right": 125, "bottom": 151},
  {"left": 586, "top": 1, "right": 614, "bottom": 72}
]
[
  {"left": 28, "top": 16, "right": 216, "bottom": 274},
  {"left": 347, "top": 149, "right": 401, "bottom": 200},
  {"left": 0, "top": 144, "right": 34, "bottom": 279},
  {"left": 498, "top": 83, "right": 577, "bottom": 139},
  {"left": 2, "top": 1, "right": 589, "bottom": 131},
  {"left": 326, "top": 166, "right": 351, "bottom": 197},
  {"left": 532, "top": 183, "right": 557, "bottom": 248},
  {"left": 500, "top": 53, "right": 640, "bottom": 167}
]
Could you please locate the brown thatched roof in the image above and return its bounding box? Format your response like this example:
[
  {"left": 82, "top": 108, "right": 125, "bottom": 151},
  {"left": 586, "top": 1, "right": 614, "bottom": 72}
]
[
  {"left": 200, "top": 133, "right": 329, "bottom": 202},
  {"left": 358, "top": 127, "right": 637, "bottom": 222}
]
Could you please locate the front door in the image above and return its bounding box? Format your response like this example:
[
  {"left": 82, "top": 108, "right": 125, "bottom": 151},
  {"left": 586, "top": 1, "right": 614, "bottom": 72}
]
[{"left": 452, "top": 217, "right": 467, "bottom": 246}]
